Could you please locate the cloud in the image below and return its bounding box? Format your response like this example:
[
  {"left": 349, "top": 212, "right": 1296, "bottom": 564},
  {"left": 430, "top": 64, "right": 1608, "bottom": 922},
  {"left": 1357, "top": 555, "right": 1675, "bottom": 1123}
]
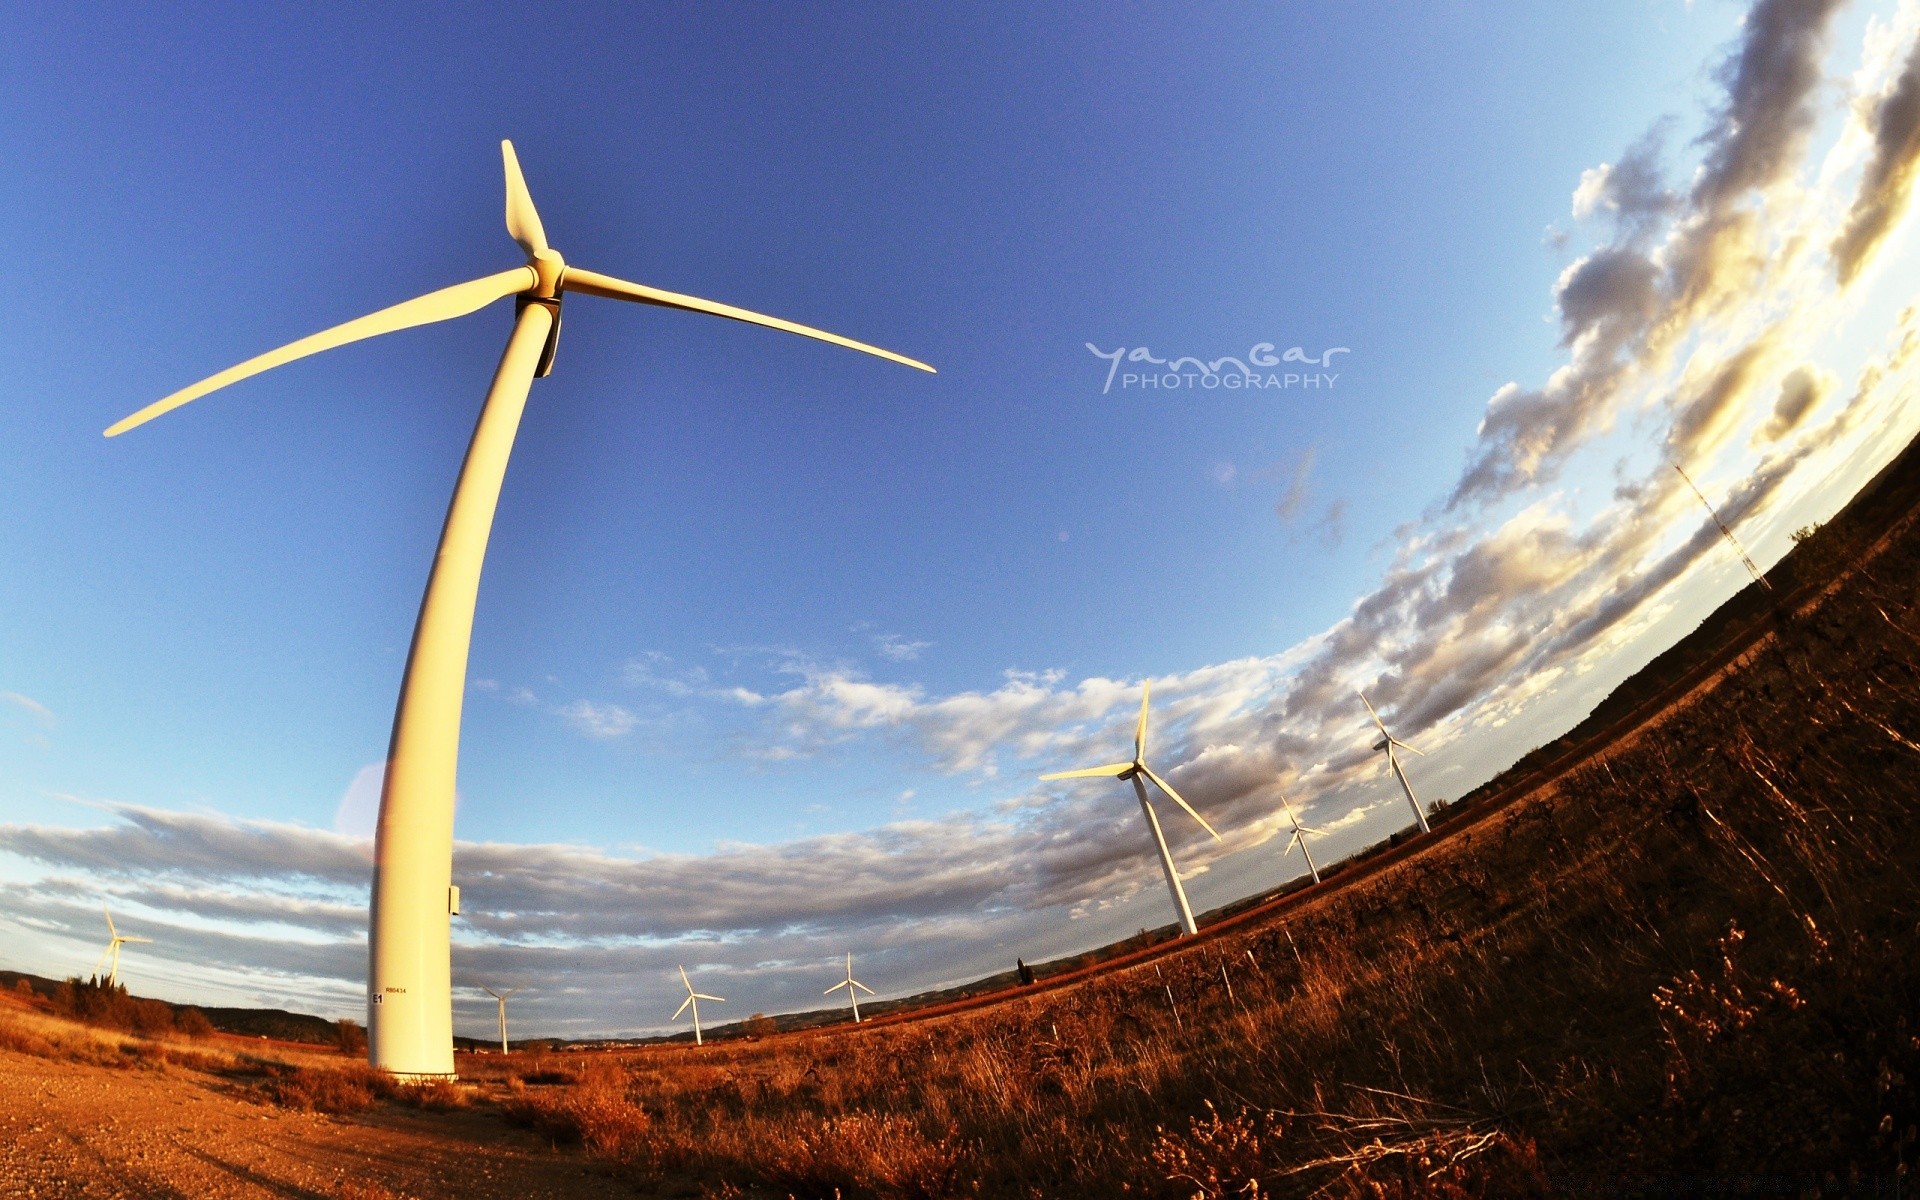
[
  {"left": 1275, "top": 448, "right": 1316, "bottom": 523},
  {"left": 1757, "top": 363, "right": 1833, "bottom": 442},
  {"left": 2, "top": 692, "right": 55, "bottom": 727},
  {"left": 1833, "top": 29, "right": 1920, "bottom": 284},
  {"left": 557, "top": 700, "right": 640, "bottom": 740},
  {"left": 874, "top": 634, "right": 933, "bottom": 663},
  {"left": 1448, "top": 0, "right": 1850, "bottom": 509}
]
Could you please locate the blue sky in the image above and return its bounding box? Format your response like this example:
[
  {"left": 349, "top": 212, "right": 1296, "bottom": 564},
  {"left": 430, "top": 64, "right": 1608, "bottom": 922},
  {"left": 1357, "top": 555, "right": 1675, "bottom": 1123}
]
[{"left": 4, "top": 0, "right": 1920, "bottom": 1038}]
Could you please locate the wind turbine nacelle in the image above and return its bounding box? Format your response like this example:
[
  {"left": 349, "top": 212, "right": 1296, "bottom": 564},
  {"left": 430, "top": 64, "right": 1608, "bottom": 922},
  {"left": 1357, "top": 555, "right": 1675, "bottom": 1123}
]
[{"left": 1373, "top": 738, "right": 1390, "bottom": 752}]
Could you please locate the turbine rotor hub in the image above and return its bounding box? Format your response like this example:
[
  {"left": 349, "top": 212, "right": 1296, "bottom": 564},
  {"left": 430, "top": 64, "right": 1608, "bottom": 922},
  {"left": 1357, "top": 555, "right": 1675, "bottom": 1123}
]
[{"left": 529, "top": 248, "right": 566, "bottom": 299}]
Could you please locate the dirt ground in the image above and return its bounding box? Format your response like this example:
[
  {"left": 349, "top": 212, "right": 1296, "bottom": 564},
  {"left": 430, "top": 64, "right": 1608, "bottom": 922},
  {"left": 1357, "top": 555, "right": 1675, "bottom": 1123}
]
[{"left": 0, "top": 1050, "right": 667, "bottom": 1200}]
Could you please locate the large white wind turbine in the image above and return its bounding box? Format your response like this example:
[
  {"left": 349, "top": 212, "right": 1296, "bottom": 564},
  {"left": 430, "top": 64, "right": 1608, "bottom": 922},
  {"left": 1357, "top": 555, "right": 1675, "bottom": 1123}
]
[
  {"left": 93, "top": 907, "right": 151, "bottom": 988},
  {"left": 824, "top": 952, "right": 875, "bottom": 1023},
  {"left": 105, "top": 143, "right": 932, "bottom": 1079},
  {"left": 1360, "top": 691, "right": 1430, "bottom": 834},
  {"left": 672, "top": 967, "right": 724, "bottom": 1046},
  {"left": 481, "top": 986, "right": 522, "bottom": 1055},
  {"left": 1278, "top": 794, "right": 1325, "bottom": 885},
  {"left": 1040, "top": 681, "right": 1221, "bottom": 936}
]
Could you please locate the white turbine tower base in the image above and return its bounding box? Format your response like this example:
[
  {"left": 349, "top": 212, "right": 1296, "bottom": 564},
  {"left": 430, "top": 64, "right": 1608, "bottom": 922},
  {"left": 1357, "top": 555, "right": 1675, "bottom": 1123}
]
[
  {"left": 1361, "top": 691, "right": 1430, "bottom": 835},
  {"left": 105, "top": 142, "right": 932, "bottom": 1080},
  {"left": 825, "top": 953, "right": 875, "bottom": 1022},
  {"left": 1041, "top": 681, "right": 1221, "bottom": 936},
  {"left": 673, "top": 967, "right": 725, "bottom": 1046}
]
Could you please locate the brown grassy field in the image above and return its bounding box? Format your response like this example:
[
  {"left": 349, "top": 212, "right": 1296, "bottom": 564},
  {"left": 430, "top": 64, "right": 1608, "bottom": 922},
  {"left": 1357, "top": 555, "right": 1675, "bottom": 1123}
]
[{"left": 7, "top": 493, "right": 1918, "bottom": 1197}]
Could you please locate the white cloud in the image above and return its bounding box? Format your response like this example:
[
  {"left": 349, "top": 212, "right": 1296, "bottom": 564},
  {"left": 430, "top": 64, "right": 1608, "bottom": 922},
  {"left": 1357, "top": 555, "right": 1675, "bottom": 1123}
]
[
  {"left": 874, "top": 633, "right": 933, "bottom": 662},
  {"left": 2, "top": 691, "right": 54, "bottom": 727}
]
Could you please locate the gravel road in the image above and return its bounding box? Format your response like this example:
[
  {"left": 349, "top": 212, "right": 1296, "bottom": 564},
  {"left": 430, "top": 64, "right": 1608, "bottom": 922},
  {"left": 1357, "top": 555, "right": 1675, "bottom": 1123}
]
[{"left": 0, "top": 1050, "right": 668, "bottom": 1199}]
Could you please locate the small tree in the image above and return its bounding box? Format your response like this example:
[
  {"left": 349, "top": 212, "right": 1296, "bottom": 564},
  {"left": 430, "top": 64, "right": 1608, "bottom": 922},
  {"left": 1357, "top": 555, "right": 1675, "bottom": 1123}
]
[
  {"left": 131, "top": 998, "right": 176, "bottom": 1037},
  {"left": 335, "top": 1019, "right": 368, "bottom": 1056},
  {"left": 176, "top": 1007, "right": 215, "bottom": 1039}
]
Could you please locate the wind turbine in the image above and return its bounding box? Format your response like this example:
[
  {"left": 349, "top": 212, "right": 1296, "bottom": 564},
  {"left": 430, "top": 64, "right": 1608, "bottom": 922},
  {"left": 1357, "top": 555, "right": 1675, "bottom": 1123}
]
[
  {"left": 481, "top": 986, "right": 522, "bottom": 1055},
  {"left": 92, "top": 907, "right": 151, "bottom": 988},
  {"left": 105, "top": 142, "right": 932, "bottom": 1080},
  {"left": 824, "top": 952, "right": 875, "bottom": 1023},
  {"left": 1674, "top": 463, "right": 1772, "bottom": 590},
  {"left": 1040, "top": 681, "right": 1221, "bottom": 936},
  {"left": 1278, "top": 794, "right": 1325, "bottom": 884},
  {"left": 1360, "top": 691, "right": 1430, "bottom": 834},
  {"left": 672, "top": 967, "right": 724, "bottom": 1046}
]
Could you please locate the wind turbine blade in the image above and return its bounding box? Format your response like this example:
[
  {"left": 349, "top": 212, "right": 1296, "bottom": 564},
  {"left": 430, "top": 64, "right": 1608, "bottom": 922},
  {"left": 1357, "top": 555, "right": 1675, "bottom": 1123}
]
[
  {"left": 92, "top": 945, "right": 113, "bottom": 979},
  {"left": 673, "top": 996, "right": 693, "bottom": 1019},
  {"left": 1140, "top": 764, "right": 1221, "bottom": 840},
  {"left": 104, "top": 268, "right": 538, "bottom": 437},
  {"left": 560, "top": 267, "right": 935, "bottom": 373},
  {"left": 103, "top": 907, "right": 116, "bottom": 938},
  {"left": 1358, "top": 690, "right": 1389, "bottom": 735},
  {"left": 825, "top": 981, "right": 848, "bottom": 995},
  {"left": 1040, "top": 762, "right": 1135, "bottom": 780},
  {"left": 678, "top": 965, "right": 693, "bottom": 991},
  {"left": 1136, "top": 681, "right": 1151, "bottom": 762},
  {"left": 484, "top": 987, "right": 501, "bottom": 1000},
  {"left": 852, "top": 980, "right": 875, "bottom": 995},
  {"left": 1392, "top": 736, "right": 1426, "bottom": 757},
  {"left": 122, "top": 936, "right": 152, "bottom": 944},
  {"left": 501, "top": 141, "right": 548, "bottom": 257},
  {"left": 694, "top": 993, "right": 725, "bottom": 1003}
]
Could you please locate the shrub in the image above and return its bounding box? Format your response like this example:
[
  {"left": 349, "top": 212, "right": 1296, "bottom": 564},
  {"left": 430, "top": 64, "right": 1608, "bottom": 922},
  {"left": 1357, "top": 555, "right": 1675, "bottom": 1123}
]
[
  {"left": 335, "top": 1018, "right": 367, "bottom": 1056},
  {"left": 176, "top": 1007, "right": 215, "bottom": 1039},
  {"left": 257, "top": 1065, "right": 395, "bottom": 1114}
]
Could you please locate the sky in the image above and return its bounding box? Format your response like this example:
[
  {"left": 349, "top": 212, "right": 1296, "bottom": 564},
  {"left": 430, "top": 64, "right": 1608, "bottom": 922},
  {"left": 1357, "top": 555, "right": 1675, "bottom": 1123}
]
[{"left": 4, "top": 0, "right": 1920, "bottom": 1039}]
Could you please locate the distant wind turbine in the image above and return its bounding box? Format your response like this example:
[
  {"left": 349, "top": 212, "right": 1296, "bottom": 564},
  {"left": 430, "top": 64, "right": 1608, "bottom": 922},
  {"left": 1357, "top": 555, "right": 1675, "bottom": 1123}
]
[
  {"left": 1674, "top": 464, "right": 1772, "bottom": 590},
  {"left": 482, "top": 986, "right": 522, "bottom": 1055},
  {"left": 104, "top": 142, "right": 932, "bottom": 1080},
  {"left": 672, "top": 967, "right": 725, "bottom": 1046},
  {"left": 1360, "top": 691, "right": 1431, "bottom": 835},
  {"left": 93, "top": 907, "right": 151, "bottom": 988},
  {"left": 1041, "top": 681, "right": 1221, "bottom": 936},
  {"left": 825, "top": 953, "right": 875, "bottom": 1023},
  {"left": 1278, "top": 794, "right": 1325, "bottom": 884}
]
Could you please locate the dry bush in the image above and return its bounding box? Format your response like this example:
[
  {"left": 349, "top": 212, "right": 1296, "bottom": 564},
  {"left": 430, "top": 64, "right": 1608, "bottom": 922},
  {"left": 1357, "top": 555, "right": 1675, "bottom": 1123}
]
[
  {"left": 175, "top": 1007, "right": 215, "bottom": 1039},
  {"left": 506, "top": 1064, "right": 654, "bottom": 1159},
  {"left": 395, "top": 1077, "right": 467, "bottom": 1111},
  {"left": 757, "top": 1110, "right": 971, "bottom": 1199},
  {"left": 256, "top": 1064, "right": 396, "bottom": 1114}
]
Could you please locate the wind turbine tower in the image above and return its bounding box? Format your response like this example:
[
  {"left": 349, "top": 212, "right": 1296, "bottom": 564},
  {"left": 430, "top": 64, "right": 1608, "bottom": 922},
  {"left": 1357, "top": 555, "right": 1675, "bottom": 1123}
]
[
  {"left": 93, "top": 907, "right": 151, "bottom": 988},
  {"left": 1278, "top": 794, "right": 1325, "bottom": 884},
  {"left": 1360, "top": 691, "right": 1431, "bottom": 835},
  {"left": 1674, "top": 464, "right": 1772, "bottom": 590},
  {"left": 1041, "top": 682, "right": 1221, "bottom": 936},
  {"left": 825, "top": 953, "right": 876, "bottom": 1023},
  {"left": 672, "top": 967, "right": 725, "bottom": 1046},
  {"left": 482, "top": 986, "right": 522, "bottom": 1055},
  {"left": 104, "top": 143, "right": 932, "bottom": 1079}
]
